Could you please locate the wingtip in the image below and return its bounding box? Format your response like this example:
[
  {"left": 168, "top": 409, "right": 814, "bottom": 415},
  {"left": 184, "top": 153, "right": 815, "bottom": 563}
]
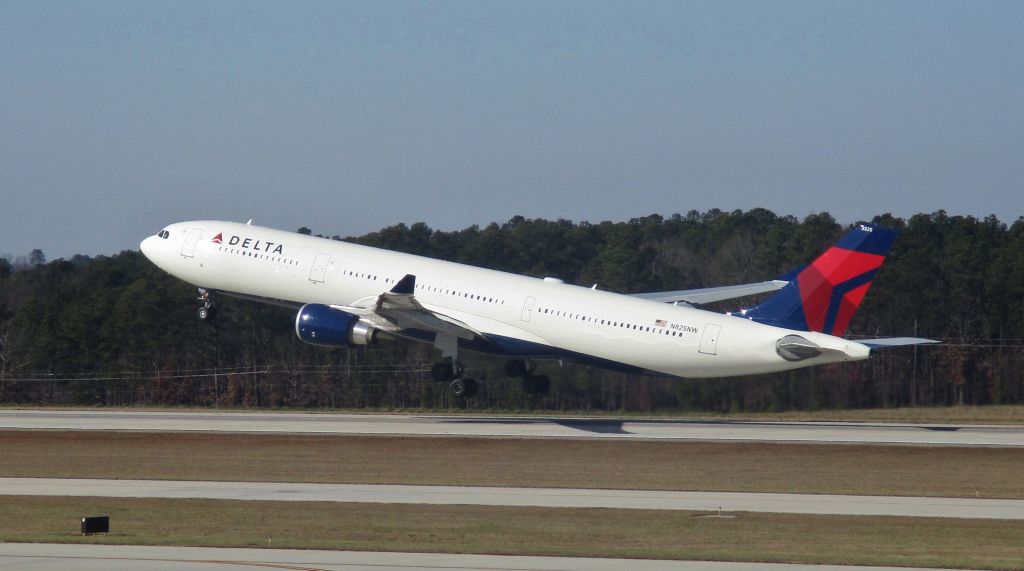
[{"left": 390, "top": 274, "right": 416, "bottom": 295}]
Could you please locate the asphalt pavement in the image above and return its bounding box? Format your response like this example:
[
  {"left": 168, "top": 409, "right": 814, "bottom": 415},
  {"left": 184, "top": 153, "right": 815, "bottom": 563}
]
[
  {"left": 0, "top": 543, "right": 970, "bottom": 571},
  {"left": 2, "top": 409, "right": 1022, "bottom": 446},
  {"left": 4, "top": 478, "right": 1022, "bottom": 519}
]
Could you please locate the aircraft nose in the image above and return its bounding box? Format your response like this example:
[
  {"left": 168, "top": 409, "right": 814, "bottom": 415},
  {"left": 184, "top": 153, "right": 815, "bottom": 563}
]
[{"left": 139, "top": 235, "right": 156, "bottom": 260}]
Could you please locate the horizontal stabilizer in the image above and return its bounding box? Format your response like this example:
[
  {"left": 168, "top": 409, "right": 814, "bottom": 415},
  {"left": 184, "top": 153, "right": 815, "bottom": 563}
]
[{"left": 858, "top": 337, "right": 941, "bottom": 349}]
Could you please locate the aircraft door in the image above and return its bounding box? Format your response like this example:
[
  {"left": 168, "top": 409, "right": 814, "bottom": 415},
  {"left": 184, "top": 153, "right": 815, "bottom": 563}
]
[
  {"left": 309, "top": 253, "right": 331, "bottom": 283},
  {"left": 698, "top": 323, "right": 722, "bottom": 355},
  {"left": 520, "top": 296, "right": 536, "bottom": 322},
  {"left": 181, "top": 228, "right": 203, "bottom": 258}
]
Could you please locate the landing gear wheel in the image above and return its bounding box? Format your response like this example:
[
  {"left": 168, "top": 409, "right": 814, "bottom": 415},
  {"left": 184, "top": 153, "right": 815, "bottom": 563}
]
[
  {"left": 450, "top": 378, "right": 478, "bottom": 399},
  {"left": 431, "top": 362, "right": 455, "bottom": 383},
  {"left": 522, "top": 375, "right": 551, "bottom": 395},
  {"left": 431, "top": 360, "right": 464, "bottom": 383},
  {"left": 196, "top": 288, "right": 215, "bottom": 321}
]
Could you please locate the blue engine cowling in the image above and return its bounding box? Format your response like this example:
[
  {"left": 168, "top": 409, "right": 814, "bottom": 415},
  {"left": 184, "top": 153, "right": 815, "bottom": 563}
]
[{"left": 295, "top": 304, "right": 379, "bottom": 347}]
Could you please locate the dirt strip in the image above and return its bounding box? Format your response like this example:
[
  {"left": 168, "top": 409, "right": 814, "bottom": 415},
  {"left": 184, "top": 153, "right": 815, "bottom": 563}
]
[{"left": 2, "top": 430, "right": 1021, "bottom": 498}]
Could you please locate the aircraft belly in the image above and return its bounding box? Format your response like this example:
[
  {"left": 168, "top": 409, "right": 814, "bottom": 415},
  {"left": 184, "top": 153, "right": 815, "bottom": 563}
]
[{"left": 534, "top": 317, "right": 790, "bottom": 379}]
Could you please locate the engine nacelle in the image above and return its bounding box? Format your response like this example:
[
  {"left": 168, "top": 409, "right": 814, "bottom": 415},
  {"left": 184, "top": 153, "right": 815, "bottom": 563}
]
[{"left": 295, "top": 304, "right": 379, "bottom": 347}]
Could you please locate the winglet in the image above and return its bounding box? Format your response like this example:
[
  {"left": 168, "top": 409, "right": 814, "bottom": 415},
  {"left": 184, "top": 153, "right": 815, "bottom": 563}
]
[{"left": 390, "top": 274, "right": 416, "bottom": 295}]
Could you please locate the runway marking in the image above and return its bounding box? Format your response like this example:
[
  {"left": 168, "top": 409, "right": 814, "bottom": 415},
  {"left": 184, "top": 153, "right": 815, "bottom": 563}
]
[{"left": 4, "top": 478, "right": 1023, "bottom": 520}]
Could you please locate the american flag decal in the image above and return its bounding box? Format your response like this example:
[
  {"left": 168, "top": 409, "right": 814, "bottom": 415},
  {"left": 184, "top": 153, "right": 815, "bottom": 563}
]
[{"left": 655, "top": 319, "right": 667, "bottom": 327}]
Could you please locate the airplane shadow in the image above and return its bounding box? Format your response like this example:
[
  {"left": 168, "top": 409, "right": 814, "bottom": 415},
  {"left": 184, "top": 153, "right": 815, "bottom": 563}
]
[
  {"left": 443, "top": 417, "right": 630, "bottom": 434},
  {"left": 440, "top": 417, "right": 962, "bottom": 435}
]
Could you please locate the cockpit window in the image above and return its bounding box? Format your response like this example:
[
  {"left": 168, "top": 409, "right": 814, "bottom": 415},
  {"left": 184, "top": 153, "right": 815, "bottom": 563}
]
[{"left": 158, "top": 230, "right": 170, "bottom": 239}]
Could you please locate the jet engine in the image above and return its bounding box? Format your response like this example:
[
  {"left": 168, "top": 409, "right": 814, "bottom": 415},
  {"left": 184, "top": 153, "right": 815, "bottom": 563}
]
[{"left": 295, "top": 304, "right": 380, "bottom": 347}]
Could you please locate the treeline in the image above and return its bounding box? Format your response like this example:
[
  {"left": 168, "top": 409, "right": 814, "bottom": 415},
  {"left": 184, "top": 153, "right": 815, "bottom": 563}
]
[{"left": 1, "top": 209, "right": 1022, "bottom": 412}]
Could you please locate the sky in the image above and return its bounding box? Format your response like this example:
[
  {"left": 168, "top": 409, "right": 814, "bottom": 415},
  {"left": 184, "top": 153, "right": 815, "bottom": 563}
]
[{"left": 1, "top": 0, "right": 1022, "bottom": 261}]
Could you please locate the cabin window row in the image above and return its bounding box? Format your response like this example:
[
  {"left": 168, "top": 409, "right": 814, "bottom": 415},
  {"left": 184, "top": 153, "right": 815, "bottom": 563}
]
[
  {"left": 420, "top": 283, "right": 506, "bottom": 305},
  {"left": 536, "top": 307, "right": 687, "bottom": 337},
  {"left": 340, "top": 272, "right": 506, "bottom": 305},
  {"left": 343, "top": 269, "right": 378, "bottom": 281},
  {"left": 217, "top": 246, "right": 298, "bottom": 265}
]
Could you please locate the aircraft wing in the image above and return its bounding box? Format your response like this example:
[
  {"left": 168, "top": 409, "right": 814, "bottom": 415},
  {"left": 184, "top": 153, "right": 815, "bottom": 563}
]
[
  {"left": 631, "top": 280, "right": 789, "bottom": 305},
  {"left": 332, "top": 274, "right": 481, "bottom": 341}
]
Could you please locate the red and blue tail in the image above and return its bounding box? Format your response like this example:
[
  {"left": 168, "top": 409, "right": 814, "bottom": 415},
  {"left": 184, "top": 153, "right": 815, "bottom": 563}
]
[{"left": 740, "top": 224, "right": 897, "bottom": 337}]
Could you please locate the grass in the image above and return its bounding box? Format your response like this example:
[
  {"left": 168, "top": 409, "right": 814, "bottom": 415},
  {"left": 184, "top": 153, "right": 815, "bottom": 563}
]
[
  {"left": 1, "top": 496, "right": 1022, "bottom": 569},
  {"left": 2, "top": 430, "right": 1022, "bottom": 498},
  {"left": 4, "top": 403, "right": 1024, "bottom": 424}
]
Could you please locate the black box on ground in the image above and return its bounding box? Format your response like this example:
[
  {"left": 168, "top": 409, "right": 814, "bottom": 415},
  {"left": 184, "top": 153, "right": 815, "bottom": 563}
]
[{"left": 81, "top": 515, "right": 109, "bottom": 535}]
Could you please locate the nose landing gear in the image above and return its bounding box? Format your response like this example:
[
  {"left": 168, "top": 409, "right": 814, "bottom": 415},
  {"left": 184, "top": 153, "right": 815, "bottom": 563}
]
[{"left": 196, "top": 288, "right": 216, "bottom": 321}]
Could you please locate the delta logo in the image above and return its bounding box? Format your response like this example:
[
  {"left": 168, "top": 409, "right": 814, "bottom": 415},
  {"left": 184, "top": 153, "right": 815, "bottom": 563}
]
[{"left": 212, "top": 232, "right": 285, "bottom": 254}]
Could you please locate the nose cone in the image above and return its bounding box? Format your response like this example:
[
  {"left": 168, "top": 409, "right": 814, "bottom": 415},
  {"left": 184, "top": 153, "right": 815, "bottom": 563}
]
[{"left": 140, "top": 235, "right": 157, "bottom": 261}]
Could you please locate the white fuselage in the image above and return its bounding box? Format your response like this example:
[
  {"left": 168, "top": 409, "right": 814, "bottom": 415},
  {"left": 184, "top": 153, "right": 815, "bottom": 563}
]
[{"left": 140, "top": 221, "right": 871, "bottom": 378}]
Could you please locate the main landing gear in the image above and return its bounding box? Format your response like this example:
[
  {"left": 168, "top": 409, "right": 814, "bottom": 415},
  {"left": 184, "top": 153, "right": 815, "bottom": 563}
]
[
  {"left": 430, "top": 359, "right": 478, "bottom": 399},
  {"left": 429, "top": 337, "right": 549, "bottom": 399},
  {"left": 505, "top": 359, "right": 550, "bottom": 395},
  {"left": 196, "top": 288, "right": 216, "bottom": 321}
]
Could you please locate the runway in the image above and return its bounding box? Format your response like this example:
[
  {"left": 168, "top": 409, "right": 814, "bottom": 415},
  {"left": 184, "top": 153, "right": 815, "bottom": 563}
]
[
  {"left": 4, "top": 478, "right": 1022, "bottom": 520},
  {"left": 2, "top": 409, "right": 1022, "bottom": 446},
  {"left": 0, "top": 543, "right": 952, "bottom": 571}
]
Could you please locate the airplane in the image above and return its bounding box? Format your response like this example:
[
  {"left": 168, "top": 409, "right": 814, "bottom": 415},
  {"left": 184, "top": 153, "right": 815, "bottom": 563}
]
[{"left": 140, "top": 220, "right": 937, "bottom": 398}]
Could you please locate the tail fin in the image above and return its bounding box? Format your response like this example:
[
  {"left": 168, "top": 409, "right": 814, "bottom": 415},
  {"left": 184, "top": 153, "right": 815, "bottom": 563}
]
[{"left": 739, "top": 224, "right": 897, "bottom": 336}]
